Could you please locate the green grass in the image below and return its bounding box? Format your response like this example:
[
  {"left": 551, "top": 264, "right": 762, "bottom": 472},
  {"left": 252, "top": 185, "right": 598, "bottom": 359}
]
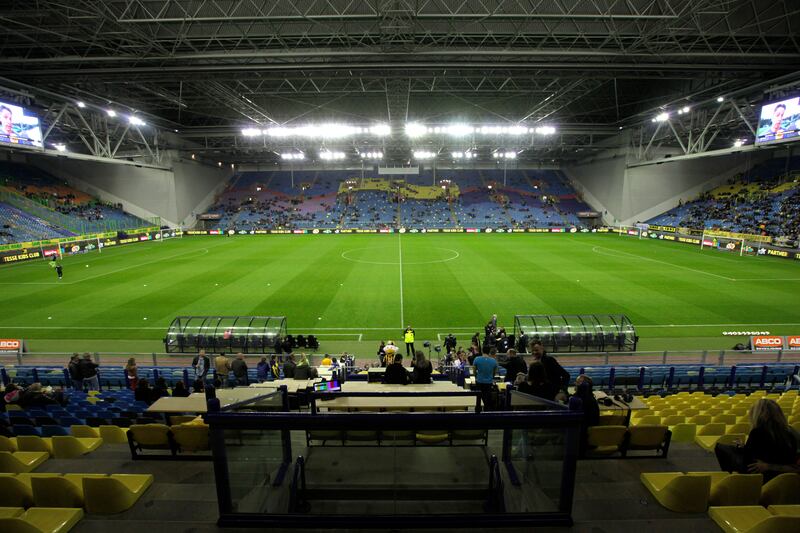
[{"left": 1, "top": 233, "right": 799, "bottom": 354}]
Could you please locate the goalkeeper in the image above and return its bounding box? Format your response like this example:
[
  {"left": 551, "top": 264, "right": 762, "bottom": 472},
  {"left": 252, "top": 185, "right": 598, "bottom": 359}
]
[{"left": 49, "top": 255, "right": 63, "bottom": 280}]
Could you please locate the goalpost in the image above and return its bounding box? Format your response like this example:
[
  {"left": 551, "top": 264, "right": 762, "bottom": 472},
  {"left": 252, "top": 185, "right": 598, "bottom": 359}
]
[
  {"left": 700, "top": 232, "right": 756, "bottom": 257},
  {"left": 616, "top": 224, "right": 644, "bottom": 238}
]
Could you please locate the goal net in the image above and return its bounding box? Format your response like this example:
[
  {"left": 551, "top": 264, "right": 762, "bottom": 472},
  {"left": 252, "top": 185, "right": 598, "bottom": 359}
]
[
  {"left": 700, "top": 233, "right": 756, "bottom": 256},
  {"left": 616, "top": 225, "right": 644, "bottom": 238}
]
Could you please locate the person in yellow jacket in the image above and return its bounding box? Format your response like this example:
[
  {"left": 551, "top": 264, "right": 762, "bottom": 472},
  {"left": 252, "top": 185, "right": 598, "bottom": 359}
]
[{"left": 403, "top": 326, "right": 415, "bottom": 357}]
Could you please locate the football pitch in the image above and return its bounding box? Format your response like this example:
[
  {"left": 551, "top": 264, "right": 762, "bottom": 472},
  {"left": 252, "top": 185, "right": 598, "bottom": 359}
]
[{"left": 1, "top": 233, "right": 799, "bottom": 354}]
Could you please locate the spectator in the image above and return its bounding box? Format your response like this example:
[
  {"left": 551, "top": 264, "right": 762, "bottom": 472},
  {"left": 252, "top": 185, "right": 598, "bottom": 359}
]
[
  {"left": 192, "top": 379, "right": 205, "bottom": 393},
  {"left": 192, "top": 350, "right": 210, "bottom": 382},
  {"left": 502, "top": 349, "right": 527, "bottom": 383},
  {"left": 570, "top": 375, "right": 600, "bottom": 457},
  {"left": 135, "top": 379, "right": 156, "bottom": 405},
  {"left": 472, "top": 348, "right": 498, "bottom": 410},
  {"left": 715, "top": 399, "right": 797, "bottom": 481},
  {"left": 67, "top": 353, "right": 82, "bottom": 391},
  {"left": 256, "top": 357, "right": 269, "bottom": 382},
  {"left": 383, "top": 340, "right": 399, "bottom": 365},
  {"left": 515, "top": 361, "right": 558, "bottom": 401},
  {"left": 79, "top": 353, "right": 99, "bottom": 391},
  {"left": 215, "top": 353, "right": 231, "bottom": 387},
  {"left": 383, "top": 353, "right": 409, "bottom": 385},
  {"left": 294, "top": 354, "right": 318, "bottom": 380},
  {"left": 1, "top": 383, "right": 21, "bottom": 411},
  {"left": 153, "top": 377, "right": 170, "bottom": 399},
  {"left": 283, "top": 353, "right": 297, "bottom": 378},
  {"left": 172, "top": 381, "right": 190, "bottom": 397},
  {"left": 270, "top": 356, "right": 280, "bottom": 379},
  {"left": 18, "top": 383, "right": 63, "bottom": 408},
  {"left": 530, "top": 341, "right": 570, "bottom": 399},
  {"left": 411, "top": 350, "right": 433, "bottom": 384},
  {"left": 377, "top": 341, "right": 386, "bottom": 366},
  {"left": 321, "top": 354, "right": 333, "bottom": 366},
  {"left": 125, "top": 357, "right": 138, "bottom": 391},
  {"left": 231, "top": 353, "right": 248, "bottom": 386}
]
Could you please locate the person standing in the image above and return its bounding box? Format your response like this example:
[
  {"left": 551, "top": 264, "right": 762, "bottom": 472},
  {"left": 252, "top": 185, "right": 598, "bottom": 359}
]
[
  {"left": 403, "top": 326, "right": 415, "bottom": 358},
  {"left": 231, "top": 354, "right": 249, "bottom": 386},
  {"left": 125, "top": 357, "right": 138, "bottom": 391},
  {"left": 472, "top": 348, "right": 498, "bottom": 410},
  {"left": 530, "top": 341, "right": 570, "bottom": 400},
  {"left": 283, "top": 353, "right": 297, "bottom": 379},
  {"left": 78, "top": 353, "right": 99, "bottom": 391},
  {"left": 49, "top": 255, "right": 63, "bottom": 280},
  {"left": 256, "top": 357, "right": 269, "bottom": 383},
  {"left": 67, "top": 354, "right": 82, "bottom": 391},
  {"left": 502, "top": 349, "right": 527, "bottom": 384},
  {"left": 215, "top": 353, "right": 231, "bottom": 388},
  {"left": 192, "top": 350, "right": 210, "bottom": 382}
]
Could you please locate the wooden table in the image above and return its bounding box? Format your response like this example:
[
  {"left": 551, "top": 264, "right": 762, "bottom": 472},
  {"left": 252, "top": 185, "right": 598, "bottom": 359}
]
[
  {"left": 464, "top": 377, "right": 509, "bottom": 391},
  {"left": 248, "top": 379, "right": 320, "bottom": 393},
  {"left": 147, "top": 387, "right": 283, "bottom": 413},
  {"left": 340, "top": 381, "right": 463, "bottom": 393},
  {"left": 316, "top": 395, "right": 479, "bottom": 412}
]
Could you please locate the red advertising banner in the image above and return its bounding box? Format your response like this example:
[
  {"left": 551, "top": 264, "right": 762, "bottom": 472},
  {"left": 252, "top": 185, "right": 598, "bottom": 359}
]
[{"left": 751, "top": 335, "right": 785, "bottom": 350}]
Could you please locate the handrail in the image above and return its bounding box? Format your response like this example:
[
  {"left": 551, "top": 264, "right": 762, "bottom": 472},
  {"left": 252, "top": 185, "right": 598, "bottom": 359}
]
[
  {"left": 288, "top": 456, "right": 307, "bottom": 513},
  {"left": 486, "top": 455, "right": 505, "bottom": 513}
]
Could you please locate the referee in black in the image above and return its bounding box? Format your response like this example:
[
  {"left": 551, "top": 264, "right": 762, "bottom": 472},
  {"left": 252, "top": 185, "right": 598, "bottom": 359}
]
[{"left": 49, "top": 255, "right": 63, "bottom": 280}]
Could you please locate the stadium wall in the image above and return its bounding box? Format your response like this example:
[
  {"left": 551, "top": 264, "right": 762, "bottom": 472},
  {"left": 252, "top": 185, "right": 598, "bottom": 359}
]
[
  {"left": 565, "top": 146, "right": 771, "bottom": 225},
  {"left": 27, "top": 152, "right": 230, "bottom": 227}
]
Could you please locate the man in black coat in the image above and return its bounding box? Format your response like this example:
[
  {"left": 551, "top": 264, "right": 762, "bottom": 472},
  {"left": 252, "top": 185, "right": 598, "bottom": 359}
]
[
  {"left": 383, "top": 354, "right": 409, "bottom": 385},
  {"left": 530, "top": 341, "right": 570, "bottom": 395},
  {"left": 283, "top": 353, "right": 297, "bottom": 379}
]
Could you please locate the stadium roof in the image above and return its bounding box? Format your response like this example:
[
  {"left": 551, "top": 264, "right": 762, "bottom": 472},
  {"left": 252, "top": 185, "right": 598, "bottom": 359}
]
[{"left": 1, "top": 0, "right": 799, "bottom": 164}]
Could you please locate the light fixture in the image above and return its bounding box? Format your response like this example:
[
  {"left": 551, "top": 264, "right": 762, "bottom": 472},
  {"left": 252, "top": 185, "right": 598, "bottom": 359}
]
[
  {"left": 262, "top": 123, "right": 388, "bottom": 138},
  {"left": 412, "top": 150, "right": 435, "bottom": 159},
  {"left": 405, "top": 123, "right": 427, "bottom": 138},
  {"left": 717, "top": 96, "right": 724, "bottom": 103},
  {"left": 280, "top": 152, "right": 305, "bottom": 160},
  {"left": 492, "top": 151, "right": 517, "bottom": 159},
  {"left": 53, "top": 143, "right": 66, "bottom": 152},
  {"left": 534, "top": 126, "right": 556, "bottom": 135},
  {"left": 76, "top": 101, "right": 86, "bottom": 108},
  {"left": 319, "top": 150, "right": 346, "bottom": 160},
  {"left": 217, "top": 161, "right": 222, "bottom": 167},
  {"left": 191, "top": 154, "right": 196, "bottom": 160},
  {"left": 682, "top": 106, "right": 690, "bottom": 113},
  {"left": 655, "top": 112, "right": 669, "bottom": 122},
  {"left": 128, "top": 116, "right": 146, "bottom": 126},
  {"left": 230, "top": 163, "right": 235, "bottom": 169},
  {"left": 369, "top": 124, "right": 391, "bottom": 136},
  {"left": 359, "top": 151, "right": 383, "bottom": 159},
  {"left": 733, "top": 139, "right": 744, "bottom": 147},
  {"left": 106, "top": 109, "right": 116, "bottom": 117},
  {"left": 241, "top": 128, "right": 262, "bottom": 136},
  {"left": 451, "top": 151, "right": 476, "bottom": 160}
]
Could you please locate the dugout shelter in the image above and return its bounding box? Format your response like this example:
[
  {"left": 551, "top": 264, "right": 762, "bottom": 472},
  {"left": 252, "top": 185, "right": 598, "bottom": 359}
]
[
  {"left": 514, "top": 314, "right": 637, "bottom": 353},
  {"left": 164, "top": 315, "right": 287, "bottom": 354}
]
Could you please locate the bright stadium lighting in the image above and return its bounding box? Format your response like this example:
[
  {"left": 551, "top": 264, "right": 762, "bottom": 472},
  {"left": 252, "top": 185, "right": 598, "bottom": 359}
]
[
  {"left": 217, "top": 161, "right": 222, "bottom": 167},
  {"left": 280, "top": 152, "right": 305, "bottom": 160},
  {"left": 319, "top": 150, "right": 346, "bottom": 160},
  {"left": 682, "top": 106, "right": 690, "bottom": 113},
  {"left": 370, "top": 124, "right": 391, "bottom": 136},
  {"left": 241, "top": 127, "right": 262, "bottom": 136},
  {"left": 106, "top": 109, "right": 116, "bottom": 117},
  {"left": 53, "top": 143, "right": 66, "bottom": 152},
  {"left": 451, "top": 151, "right": 463, "bottom": 159},
  {"left": 716, "top": 96, "right": 724, "bottom": 102},
  {"left": 534, "top": 126, "right": 556, "bottom": 135},
  {"left": 655, "top": 112, "right": 669, "bottom": 122},
  {"left": 405, "top": 122, "right": 427, "bottom": 138},
  {"left": 128, "top": 116, "right": 146, "bottom": 126},
  {"left": 413, "top": 150, "right": 435, "bottom": 160},
  {"left": 76, "top": 101, "right": 86, "bottom": 108},
  {"left": 733, "top": 139, "right": 744, "bottom": 147},
  {"left": 506, "top": 125, "right": 528, "bottom": 135},
  {"left": 359, "top": 151, "right": 383, "bottom": 159},
  {"left": 505, "top": 151, "right": 516, "bottom": 159},
  {"left": 444, "top": 123, "right": 474, "bottom": 136},
  {"left": 191, "top": 154, "right": 196, "bottom": 160}
]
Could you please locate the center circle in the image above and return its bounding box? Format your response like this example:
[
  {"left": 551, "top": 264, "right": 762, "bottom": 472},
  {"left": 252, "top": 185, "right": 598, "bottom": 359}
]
[{"left": 340, "top": 246, "right": 460, "bottom": 265}]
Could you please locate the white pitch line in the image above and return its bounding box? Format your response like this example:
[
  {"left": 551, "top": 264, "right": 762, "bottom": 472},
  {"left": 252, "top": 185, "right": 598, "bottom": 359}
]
[
  {"left": 589, "top": 245, "right": 737, "bottom": 281},
  {"left": 734, "top": 278, "right": 800, "bottom": 281},
  {"left": 398, "top": 232, "right": 404, "bottom": 328}
]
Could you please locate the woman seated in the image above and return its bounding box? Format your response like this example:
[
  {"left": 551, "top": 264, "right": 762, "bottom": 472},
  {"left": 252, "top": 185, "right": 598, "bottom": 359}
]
[
  {"left": 135, "top": 379, "right": 157, "bottom": 405},
  {"left": 293, "top": 354, "right": 319, "bottom": 380},
  {"left": 172, "top": 381, "right": 190, "bottom": 397},
  {"left": 515, "top": 362, "right": 558, "bottom": 401},
  {"left": 715, "top": 399, "right": 798, "bottom": 481},
  {"left": 410, "top": 351, "right": 433, "bottom": 384}
]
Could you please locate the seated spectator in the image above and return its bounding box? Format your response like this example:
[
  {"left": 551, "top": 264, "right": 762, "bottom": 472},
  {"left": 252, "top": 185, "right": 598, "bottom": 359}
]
[
  {"left": 256, "top": 357, "right": 269, "bottom": 382},
  {"left": 18, "top": 383, "right": 63, "bottom": 408},
  {"left": 153, "top": 377, "right": 170, "bottom": 399},
  {"left": 716, "top": 399, "right": 797, "bottom": 481},
  {"left": 516, "top": 361, "right": 559, "bottom": 401},
  {"left": 569, "top": 375, "right": 600, "bottom": 457},
  {"left": 283, "top": 353, "right": 297, "bottom": 379},
  {"left": 135, "top": 379, "right": 156, "bottom": 405},
  {"left": 231, "top": 353, "right": 248, "bottom": 386},
  {"left": 172, "top": 381, "right": 190, "bottom": 397},
  {"left": 1, "top": 383, "right": 20, "bottom": 411},
  {"left": 410, "top": 350, "right": 433, "bottom": 384},
  {"left": 293, "top": 354, "right": 318, "bottom": 380},
  {"left": 320, "top": 354, "right": 333, "bottom": 366},
  {"left": 192, "top": 379, "right": 205, "bottom": 393},
  {"left": 383, "top": 353, "right": 409, "bottom": 385},
  {"left": 270, "top": 356, "right": 280, "bottom": 379}
]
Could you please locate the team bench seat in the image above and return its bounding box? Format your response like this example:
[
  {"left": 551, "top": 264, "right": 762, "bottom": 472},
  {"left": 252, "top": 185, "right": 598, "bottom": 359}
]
[{"left": 0, "top": 506, "right": 83, "bottom": 533}]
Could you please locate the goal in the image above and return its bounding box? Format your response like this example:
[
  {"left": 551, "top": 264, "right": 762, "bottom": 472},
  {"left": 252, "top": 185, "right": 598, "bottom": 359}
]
[
  {"left": 616, "top": 225, "right": 644, "bottom": 238},
  {"left": 700, "top": 233, "right": 756, "bottom": 257}
]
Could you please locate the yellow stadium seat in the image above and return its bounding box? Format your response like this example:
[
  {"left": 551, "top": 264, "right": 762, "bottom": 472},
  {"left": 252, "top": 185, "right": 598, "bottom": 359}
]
[
  {"left": 696, "top": 433, "right": 746, "bottom": 453},
  {"left": 5, "top": 404, "right": 23, "bottom": 411},
  {"left": 169, "top": 425, "right": 209, "bottom": 452},
  {"left": 681, "top": 409, "right": 700, "bottom": 417},
  {"left": 708, "top": 474, "right": 764, "bottom": 506},
  {"left": 729, "top": 408, "right": 748, "bottom": 417},
  {"left": 760, "top": 473, "right": 800, "bottom": 506},
  {"left": 727, "top": 423, "right": 751, "bottom": 435},
  {"left": 127, "top": 424, "right": 171, "bottom": 451},
  {"left": 688, "top": 415, "right": 713, "bottom": 425},
  {"left": 697, "top": 423, "right": 727, "bottom": 436},
  {"left": 31, "top": 477, "right": 83, "bottom": 508},
  {"left": 656, "top": 409, "right": 678, "bottom": 417},
  {"left": 50, "top": 438, "right": 102, "bottom": 460},
  {"left": 167, "top": 415, "right": 197, "bottom": 425},
  {"left": 598, "top": 414, "right": 627, "bottom": 426},
  {"left": 0, "top": 452, "right": 48, "bottom": 474},
  {"left": 792, "top": 421, "right": 800, "bottom": 433},
  {"left": 415, "top": 431, "right": 450, "bottom": 444},
  {"left": 97, "top": 426, "right": 128, "bottom": 445},
  {"left": 767, "top": 505, "right": 800, "bottom": 516},
  {"left": 662, "top": 415, "right": 686, "bottom": 426},
  {"left": 704, "top": 408, "right": 725, "bottom": 417},
  {"left": 0, "top": 507, "right": 25, "bottom": 518},
  {"left": 709, "top": 505, "right": 800, "bottom": 533},
  {"left": 82, "top": 474, "right": 153, "bottom": 514},
  {"left": 640, "top": 472, "right": 711, "bottom": 513},
  {"left": 0, "top": 436, "right": 18, "bottom": 453},
  {"left": 713, "top": 414, "right": 738, "bottom": 425},
  {"left": 626, "top": 425, "right": 670, "bottom": 456},
  {"left": 0, "top": 475, "right": 35, "bottom": 507},
  {"left": 631, "top": 409, "right": 653, "bottom": 419},
  {"left": 669, "top": 423, "right": 697, "bottom": 443},
  {"left": 68, "top": 426, "right": 97, "bottom": 439},
  {"left": 0, "top": 507, "right": 84, "bottom": 533},
  {"left": 586, "top": 426, "right": 627, "bottom": 456},
  {"left": 15, "top": 437, "right": 52, "bottom": 457},
  {"left": 633, "top": 415, "right": 661, "bottom": 426}
]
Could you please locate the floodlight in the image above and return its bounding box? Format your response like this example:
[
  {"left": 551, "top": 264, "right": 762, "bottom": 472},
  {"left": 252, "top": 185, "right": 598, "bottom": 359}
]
[
  {"left": 370, "top": 124, "right": 391, "bottom": 136},
  {"left": 191, "top": 154, "right": 196, "bottom": 160},
  {"left": 405, "top": 123, "right": 427, "bottom": 138},
  {"left": 106, "top": 109, "right": 116, "bottom": 117},
  {"left": 733, "top": 139, "right": 744, "bottom": 147},
  {"left": 53, "top": 143, "right": 66, "bottom": 152},
  {"left": 716, "top": 96, "right": 724, "bottom": 102},
  {"left": 128, "top": 116, "right": 146, "bottom": 126},
  {"left": 682, "top": 106, "right": 690, "bottom": 113},
  {"left": 76, "top": 101, "right": 86, "bottom": 108},
  {"left": 451, "top": 151, "right": 463, "bottom": 159},
  {"left": 445, "top": 123, "right": 474, "bottom": 136},
  {"left": 217, "top": 161, "right": 222, "bottom": 167},
  {"left": 241, "top": 127, "right": 262, "bottom": 136},
  {"left": 655, "top": 112, "right": 669, "bottom": 122},
  {"left": 534, "top": 126, "right": 556, "bottom": 135},
  {"left": 413, "top": 150, "right": 435, "bottom": 159}
]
